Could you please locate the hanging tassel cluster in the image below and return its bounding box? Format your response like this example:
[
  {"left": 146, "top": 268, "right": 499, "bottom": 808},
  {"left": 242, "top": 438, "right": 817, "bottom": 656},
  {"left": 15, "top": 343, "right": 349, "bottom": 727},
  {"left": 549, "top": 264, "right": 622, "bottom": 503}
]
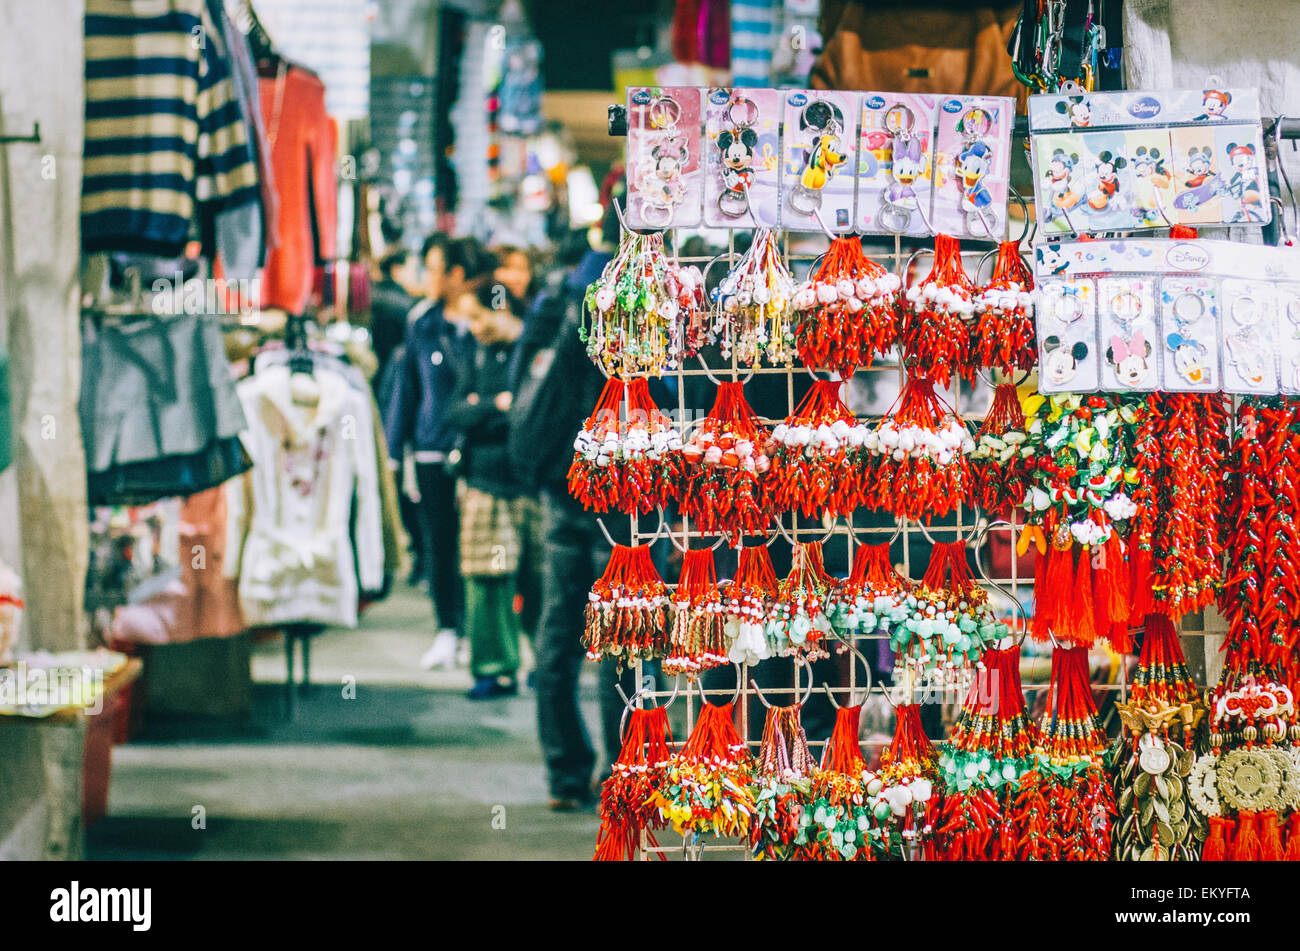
[
  {"left": 792, "top": 236, "right": 901, "bottom": 377},
  {"left": 1108, "top": 616, "right": 1206, "bottom": 862},
  {"left": 749, "top": 702, "right": 817, "bottom": 860},
  {"left": 1137, "top": 394, "right": 1231, "bottom": 620},
  {"left": 678, "top": 381, "right": 774, "bottom": 545},
  {"left": 826, "top": 542, "right": 911, "bottom": 640},
  {"left": 901, "top": 233, "right": 977, "bottom": 386},
  {"left": 1022, "top": 392, "right": 1145, "bottom": 650},
  {"left": 805, "top": 705, "right": 873, "bottom": 861},
  {"left": 869, "top": 375, "right": 973, "bottom": 521},
  {"left": 594, "top": 706, "right": 674, "bottom": 861},
  {"left": 1219, "top": 397, "right": 1300, "bottom": 680},
  {"left": 764, "top": 541, "right": 836, "bottom": 661},
  {"left": 871, "top": 704, "right": 939, "bottom": 860},
  {"left": 723, "top": 545, "right": 778, "bottom": 666},
  {"left": 768, "top": 380, "right": 872, "bottom": 518},
  {"left": 970, "top": 382, "right": 1031, "bottom": 518},
  {"left": 649, "top": 701, "right": 755, "bottom": 839},
  {"left": 1009, "top": 647, "right": 1116, "bottom": 861},
  {"left": 665, "top": 548, "right": 727, "bottom": 677},
  {"left": 583, "top": 544, "right": 670, "bottom": 666},
  {"left": 972, "top": 239, "right": 1036, "bottom": 375},
  {"left": 568, "top": 377, "right": 681, "bottom": 514},
  {"left": 709, "top": 228, "right": 798, "bottom": 366},
  {"left": 583, "top": 230, "right": 706, "bottom": 375},
  {"left": 935, "top": 645, "right": 1037, "bottom": 860},
  {"left": 894, "top": 541, "right": 1003, "bottom": 685}
]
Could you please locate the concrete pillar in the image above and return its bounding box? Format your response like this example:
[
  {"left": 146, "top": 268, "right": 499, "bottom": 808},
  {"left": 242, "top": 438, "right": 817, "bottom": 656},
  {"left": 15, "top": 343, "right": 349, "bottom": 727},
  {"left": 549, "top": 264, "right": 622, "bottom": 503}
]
[{"left": 0, "top": 0, "right": 89, "bottom": 651}]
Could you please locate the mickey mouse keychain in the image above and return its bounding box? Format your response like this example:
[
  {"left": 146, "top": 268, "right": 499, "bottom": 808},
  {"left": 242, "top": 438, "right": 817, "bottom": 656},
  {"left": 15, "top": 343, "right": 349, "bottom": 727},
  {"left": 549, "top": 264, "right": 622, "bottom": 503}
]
[
  {"left": 789, "top": 99, "right": 847, "bottom": 217},
  {"left": 716, "top": 94, "right": 759, "bottom": 219}
]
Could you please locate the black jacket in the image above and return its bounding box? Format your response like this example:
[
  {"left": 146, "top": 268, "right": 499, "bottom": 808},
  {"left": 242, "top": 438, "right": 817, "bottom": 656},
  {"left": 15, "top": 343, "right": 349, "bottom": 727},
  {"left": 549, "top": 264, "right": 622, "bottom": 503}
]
[
  {"left": 382, "top": 300, "right": 469, "bottom": 460},
  {"left": 445, "top": 330, "right": 520, "bottom": 498}
]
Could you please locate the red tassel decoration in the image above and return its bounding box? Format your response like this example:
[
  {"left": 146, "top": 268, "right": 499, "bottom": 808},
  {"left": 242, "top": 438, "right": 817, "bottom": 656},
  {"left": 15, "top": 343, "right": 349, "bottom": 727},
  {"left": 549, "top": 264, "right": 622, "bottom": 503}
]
[
  {"left": 792, "top": 236, "right": 901, "bottom": 377},
  {"left": 1130, "top": 614, "right": 1199, "bottom": 711},
  {"left": 649, "top": 701, "right": 755, "bottom": 839},
  {"left": 1202, "top": 816, "right": 1231, "bottom": 861},
  {"left": 583, "top": 544, "right": 670, "bottom": 665},
  {"left": 1259, "top": 810, "right": 1285, "bottom": 861},
  {"left": 568, "top": 377, "right": 681, "bottom": 514},
  {"left": 901, "top": 233, "right": 977, "bottom": 386},
  {"left": 678, "top": 381, "right": 775, "bottom": 545},
  {"left": 767, "top": 541, "right": 837, "bottom": 661},
  {"left": 594, "top": 706, "right": 673, "bottom": 861},
  {"left": 1285, "top": 813, "right": 1300, "bottom": 861},
  {"left": 665, "top": 548, "right": 727, "bottom": 678},
  {"left": 970, "top": 382, "right": 1030, "bottom": 518},
  {"left": 1232, "top": 810, "right": 1261, "bottom": 861},
  {"left": 768, "top": 379, "right": 872, "bottom": 518},
  {"left": 869, "top": 375, "right": 973, "bottom": 521},
  {"left": 973, "top": 239, "right": 1036, "bottom": 375}
]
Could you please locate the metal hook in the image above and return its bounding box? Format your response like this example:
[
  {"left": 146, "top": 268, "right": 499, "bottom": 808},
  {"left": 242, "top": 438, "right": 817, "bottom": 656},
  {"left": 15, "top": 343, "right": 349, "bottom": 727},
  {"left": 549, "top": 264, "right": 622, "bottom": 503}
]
[
  {"left": 823, "top": 640, "right": 874, "bottom": 708},
  {"left": 975, "top": 365, "right": 1034, "bottom": 390},
  {"left": 596, "top": 506, "right": 667, "bottom": 549},
  {"left": 1009, "top": 185, "right": 1033, "bottom": 245},
  {"left": 912, "top": 503, "right": 981, "bottom": 546},
  {"left": 617, "top": 673, "right": 681, "bottom": 743},
  {"left": 696, "top": 661, "right": 745, "bottom": 707},
  {"left": 811, "top": 204, "right": 840, "bottom": 241},
  {"left": 695, "top": 351, "right": 757, "bottom": 386},
  {"left": 973, "top": 519, "right": 1032, "bottom": 647},
  {"left": 749, "top": 656, "right": 815, "bottom": 708},
  {"left": 612, "top": 196, "right": 661, "bottom": 237}
]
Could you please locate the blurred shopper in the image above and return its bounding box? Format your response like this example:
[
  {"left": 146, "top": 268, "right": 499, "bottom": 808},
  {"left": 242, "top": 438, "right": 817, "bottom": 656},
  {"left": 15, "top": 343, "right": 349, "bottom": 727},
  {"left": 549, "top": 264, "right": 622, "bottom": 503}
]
[
  {"left": 509, "top": 210, "right": 637, "bottom": 809},
  {"left": 489, "top": 244, "right": 537, "bottom": 315},
  {"left": 369, "top": 249, "right": 420, "bottom": 387},
  {"left": 446, "top": 283, "right": 527, "bottom": 698}
]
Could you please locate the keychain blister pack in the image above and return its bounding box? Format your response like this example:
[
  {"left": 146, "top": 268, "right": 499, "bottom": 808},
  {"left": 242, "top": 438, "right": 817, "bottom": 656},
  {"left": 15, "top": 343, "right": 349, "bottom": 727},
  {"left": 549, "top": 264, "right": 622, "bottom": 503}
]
[
  {"left": 1033, "top": 238, "right": 1300, "bottom": 395},
  {"left": 931, "top": 95, "right": 1014, "bottom": 240},
  {"left": 780, "top": 89, "right": 858, "bottom": 233},
  {"left": 1036, "top": 278, "right": 1099, "bottom": 393},
  {"left": 1158, "top": 276, "right": 1219, "bottom": 392},
  {"left": 1028, "top": 87, "right": 1270, "bottom": 236},
  {"left": 703, "top": 87, "right": 781, "bottom": 228},
  {"left": 625, "top": 86, "right": 704, "bottom": 230},
  {"left": 856, "top": 93, "right": 937, "bottom": 236}
]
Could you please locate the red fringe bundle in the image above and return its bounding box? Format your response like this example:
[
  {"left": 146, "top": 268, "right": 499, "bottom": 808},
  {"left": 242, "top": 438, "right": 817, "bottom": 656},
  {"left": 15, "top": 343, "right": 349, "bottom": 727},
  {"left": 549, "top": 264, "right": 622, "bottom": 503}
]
[
  {"left": 1031, "top": 527, "right": 1131, "bottom": 650},
  {"left": 900, "top": 233, "right": 976, "bottom": 386},
  {"left": 665, "top": 548, "right": 727, "bottom": 677},
  {"left": 973, "top": 239, "right": 1036, "bottom": 375},
  {"left": 767, "top": 380, "right": 870, "bottom": 518},
  {"left": 1130, "top": 613, "right": 1199, "bottom": 710},
  {"left": 583, "top": 544, "right": 670, "bottom": 664},
  {"left": 970, "top": 382, "right": 1030, "bottom": 518},
  {"left": 594, "top": 706, "right": 673, "bottom": 861},
  {"left": 768, "top": 541, "right": 837, "bottom": 660},
  {"left": 723, "top": 545, "right": 778, "bottom": 665},
  {"left": 1039, "top": 646, "right": 1109, "bottom": 761},
  {"left": 678, "top": 381, "right": 775, "bottom": 544},
  {"left": 870, "top": 375, "right": 972, "bottom": 521},
  {"left": 793, "top": 236, "right": 900, "bottom": 377}
]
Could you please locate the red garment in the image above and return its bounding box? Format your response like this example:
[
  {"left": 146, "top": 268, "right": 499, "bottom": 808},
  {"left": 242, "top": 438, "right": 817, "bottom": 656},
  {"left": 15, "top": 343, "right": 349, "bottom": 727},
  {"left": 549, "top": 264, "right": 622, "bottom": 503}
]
[{"left": 258, "top": 66, "right": 337, "bottom": 313}]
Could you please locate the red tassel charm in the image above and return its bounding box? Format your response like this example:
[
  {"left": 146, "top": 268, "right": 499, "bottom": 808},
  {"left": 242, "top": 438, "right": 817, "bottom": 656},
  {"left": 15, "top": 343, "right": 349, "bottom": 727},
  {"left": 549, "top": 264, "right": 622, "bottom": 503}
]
[
  {"left": 723, "top": 545, "right": 777, "bottom": 666},
  {"left": 1232, "top": 810, "right": 1261, "bottom": 861},
  {"left": 709, "top": 228, "right": 798, "bottom": 366},
  {"left": 826, "top": 542, "right": 911, "bottom": 638},
  {"left": 901, "top": 233, "right": 977, "bottom": 386},
  {"left": 568, "top": 377, "right": 682, "bottom": 514},
  {"left": 970, "top": 382, "right": 1031, "bottom": 518},
  {"left": 1130, "top": 613, "right": 1200, "bottom": 713},
  {"left": 1285, "top": 813, "right": 1300, "bottom": 861},
  {"left": 766, "top": 541, "right": 837, "bottom": 661},
  {"left": 768, "top": 379, "right": 872, "bottom": 518},
  {"left": 804, "top": 704, "right": 874, "bottom": 861},
  {"left": 865, "top": 704, "right": 939, "bottom": 861},
  {"left": 749, "top": 702, "right": 817, "bottom": 860},
  {"left": 869, "top": 375, "right": 973, "bottom": 521},
  {"left": 792, "top": 236, "right": 901, "bottom": 377},
  {"left": 583, "top": 544, "right": 670, "bottom": 666},
  {"left": 973, "top": 239, "right": 1036, "bottom": 375},
  {"left": 594, "top": 706, "right": 673, "bottom": 861},
  {"left": 678, "top": 381, "right": 775, "bottom": 545},
  {"left": 649, "top": 701, "right": 755, "bottom": 839},
  {"left": 665, "top": 548, "right": 727, "bottom": 678},
  {"left": 1202, "top": 816, "right": 1231, "bottom": 861},
  {"left": 897, "top": 540, "right": 1003, "bottom": 685}
]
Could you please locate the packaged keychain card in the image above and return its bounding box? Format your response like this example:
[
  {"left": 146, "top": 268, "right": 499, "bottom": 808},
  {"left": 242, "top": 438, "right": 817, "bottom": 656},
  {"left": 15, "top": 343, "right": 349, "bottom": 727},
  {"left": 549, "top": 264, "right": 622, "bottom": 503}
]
[
  {"left": 1277, "top": 283, "right": 1300, "bottom": 395},
  {"left": 1032, "top": 129, "right": 1138, "bottom": 236},
  {"left": 856, "top": 93, "right": 937, "bottom": 236},
  {"left": 1097, "top": 277, "right": 1161, "bottom": 391},
  {"left": 1036, "top": 278, "right": 1099, "bottom": 393},
  {"left": 1158, "top": 276, "right": 1220, "bottom": 392},
  {"left": 702, "top": 87, "right": 782, "bottom": 228},
  {"left": 1220, "top": 279, "right": 1279, "bottom": 394},
  {"left": 625, "top": 86, "right": 704, "bottom": 229},
  {"left": 930, "top": 95, "right": 1014, "bottom": 240},
  {"left": 779, "top": 89, "right": 858, "bottom": 233}
]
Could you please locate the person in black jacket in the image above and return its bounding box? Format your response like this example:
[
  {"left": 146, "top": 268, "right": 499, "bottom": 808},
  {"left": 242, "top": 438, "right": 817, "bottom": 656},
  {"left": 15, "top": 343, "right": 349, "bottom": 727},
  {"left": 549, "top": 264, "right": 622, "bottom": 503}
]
[{"left": 445, "top": 282, "right": 526, "bottom": 699}]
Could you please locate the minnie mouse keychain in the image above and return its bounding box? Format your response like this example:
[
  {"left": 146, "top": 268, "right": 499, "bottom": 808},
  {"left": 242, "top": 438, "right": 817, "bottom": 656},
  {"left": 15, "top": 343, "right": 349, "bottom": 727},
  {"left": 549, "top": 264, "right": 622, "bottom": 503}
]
[{"left": 636, "top": 95, "right": 688, "bottom": 227}]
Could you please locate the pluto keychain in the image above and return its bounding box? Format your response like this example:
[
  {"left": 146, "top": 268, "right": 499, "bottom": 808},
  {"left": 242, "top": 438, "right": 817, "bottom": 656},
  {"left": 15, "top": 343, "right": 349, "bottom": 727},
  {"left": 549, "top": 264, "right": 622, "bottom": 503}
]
[
  {"left": 879, "top": 103, "right": 928, "bottom": 233},
  {"left": 788, "top": 99, "right": 847, "bottom": 217},
  {"left": 637, "top": 95, "right": 688, "bottom": 228},
  {"left": 716, "top": 93, "right": 759, "bottom": 219}
]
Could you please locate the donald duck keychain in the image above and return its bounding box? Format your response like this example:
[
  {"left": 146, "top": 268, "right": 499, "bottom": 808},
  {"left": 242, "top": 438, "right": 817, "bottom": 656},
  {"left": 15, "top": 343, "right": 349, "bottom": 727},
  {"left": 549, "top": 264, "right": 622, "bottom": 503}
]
[
  {"left": 788, "top": 99, "right": 847, "bottom": 217},
  {"left": 953, "top": 106, "right": 997, "bottom": 238}
]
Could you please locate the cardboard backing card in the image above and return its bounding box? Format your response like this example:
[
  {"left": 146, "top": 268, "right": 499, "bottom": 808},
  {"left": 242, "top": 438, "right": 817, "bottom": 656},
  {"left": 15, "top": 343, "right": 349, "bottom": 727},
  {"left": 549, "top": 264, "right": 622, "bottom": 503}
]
[{"left": 625, "top": 86, "right": 704, "bottom": 229}]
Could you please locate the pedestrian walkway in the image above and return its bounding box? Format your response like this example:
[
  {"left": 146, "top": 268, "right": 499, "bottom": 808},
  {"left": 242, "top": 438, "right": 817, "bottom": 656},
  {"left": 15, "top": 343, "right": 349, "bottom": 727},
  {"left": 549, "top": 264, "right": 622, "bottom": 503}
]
[{"left": 87, "top": 585, "right": 600, "bottom": 860}]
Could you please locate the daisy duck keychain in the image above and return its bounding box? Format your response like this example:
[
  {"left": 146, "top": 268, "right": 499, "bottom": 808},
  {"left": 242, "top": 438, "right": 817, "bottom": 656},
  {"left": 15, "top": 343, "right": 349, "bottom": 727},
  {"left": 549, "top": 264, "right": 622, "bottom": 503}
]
[
  {"left": 879, "top": 103, "right": 930, "bottom": 234},
  {"left": 788, "top": 99, "right": 848, "bottom": 218},
  {"left": 716, "top": 93, "right": 759, "bottom": 220}
]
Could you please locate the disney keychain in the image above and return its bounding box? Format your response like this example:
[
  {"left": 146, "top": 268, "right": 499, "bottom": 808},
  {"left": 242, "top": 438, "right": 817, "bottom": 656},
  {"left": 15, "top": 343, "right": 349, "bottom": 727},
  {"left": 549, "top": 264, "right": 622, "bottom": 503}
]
[
  {"left": 1164, "top": 290, "right": 1215, "bottom": 388},
  {"left": 879, "top": 103, "right": 929, "bottom": 234},
  {"left": 1103, "top": 287, "right": 1156, "bottom": 388},
  {"left": 953, "top": 106, "right": 997, "bottom": 239},
  {"left": 1222, "top": 286, "right": 1276, "bottom": 392},
  {"left": 638, "top": 95, "right": 688, "bottom": 228},
  {"left": 716, "top": 94, "right": 759, "bottom": 220},
  {"left": 788, "top": 99, "right": 847, "bottom": 217},
  {"left": 1036, "top": 279, "right": 1097, "bottom": 392}
]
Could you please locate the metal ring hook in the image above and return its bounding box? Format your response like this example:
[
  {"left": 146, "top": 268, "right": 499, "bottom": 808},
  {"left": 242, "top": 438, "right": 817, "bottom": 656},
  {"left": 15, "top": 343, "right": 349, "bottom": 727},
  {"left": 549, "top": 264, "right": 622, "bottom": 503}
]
[
  {"left": 823, "top": 639, "right": 874, "bottom": 708},
  {"left": 617, "top": 673, "right": 681, "bottom": 743},
  {"left": 1009, "top": 185, "right": 1033, "bottom": 245},
  {"left": 972, "top": 519, "right": 1031, "bottom": 647},
  {"left": 696, "top": 351, "right": 757, "bottom": 386}
]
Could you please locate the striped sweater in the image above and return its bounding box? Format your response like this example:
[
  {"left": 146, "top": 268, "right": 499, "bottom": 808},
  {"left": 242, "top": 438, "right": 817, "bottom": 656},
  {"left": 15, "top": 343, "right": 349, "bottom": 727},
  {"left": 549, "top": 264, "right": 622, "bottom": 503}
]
[{"left": 83, "top": 0, "right": 261, "bottom": 256}]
